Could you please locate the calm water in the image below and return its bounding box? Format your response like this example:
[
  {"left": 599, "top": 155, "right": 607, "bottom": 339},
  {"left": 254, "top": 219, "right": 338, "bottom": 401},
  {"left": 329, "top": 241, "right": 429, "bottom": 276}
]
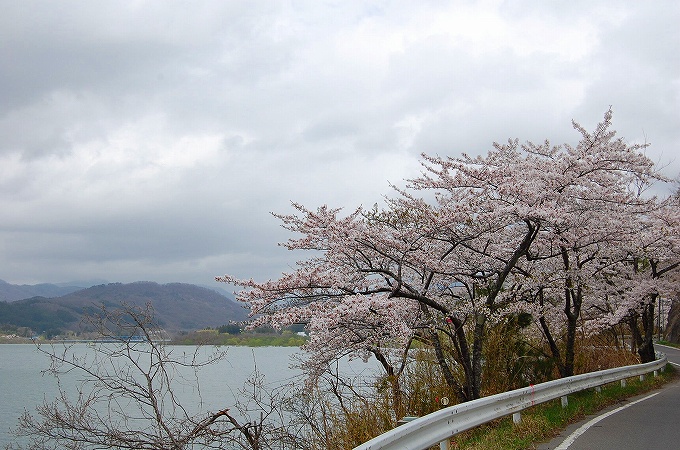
[{"left": 0, "top": 343, "right": 376, "bottom": 447}]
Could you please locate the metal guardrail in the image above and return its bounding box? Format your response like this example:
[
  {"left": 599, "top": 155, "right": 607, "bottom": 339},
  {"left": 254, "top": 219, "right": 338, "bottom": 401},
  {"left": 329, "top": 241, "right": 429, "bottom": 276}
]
[{"left": 354, "top": 354, "right": 668, "bottom": 450}]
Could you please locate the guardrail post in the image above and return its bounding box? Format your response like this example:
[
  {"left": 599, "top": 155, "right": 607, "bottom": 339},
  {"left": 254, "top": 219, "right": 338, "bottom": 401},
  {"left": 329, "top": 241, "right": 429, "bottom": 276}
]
[
  {"left": 639, "top": 374, "right": 645, "bottom": 382},
  {"left": 621, "top": 378, "right": 626, "bottom": 387},
  {"left": 595, "top": 386, "right": 601, "bottom": 393},
  {"left": 654, "top": 370, "right": 658, "bottom": 377},
  {"left": 512, "top": 412, "right": 521, "bottom": 424},
  {"left": 561, "top": 396, "right": 568, "bottom": 408},
  {"left": 439, "top": 438, "right": 451, "bottom": 449}
]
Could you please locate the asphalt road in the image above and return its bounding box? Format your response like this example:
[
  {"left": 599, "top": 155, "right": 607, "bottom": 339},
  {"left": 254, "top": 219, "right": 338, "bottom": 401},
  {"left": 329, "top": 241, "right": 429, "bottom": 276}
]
[{"left": 537, "top": 344, "right": 680, "bottom": 450}]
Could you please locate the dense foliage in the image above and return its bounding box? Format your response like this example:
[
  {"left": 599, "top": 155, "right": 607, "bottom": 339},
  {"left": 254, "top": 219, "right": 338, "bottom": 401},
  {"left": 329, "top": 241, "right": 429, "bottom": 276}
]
[{"left": 0, "top": 298, "right": 78, "bottom": 338}]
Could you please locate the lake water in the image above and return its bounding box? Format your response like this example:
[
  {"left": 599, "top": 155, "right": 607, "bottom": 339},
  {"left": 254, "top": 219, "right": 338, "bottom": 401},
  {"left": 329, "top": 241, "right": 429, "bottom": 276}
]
[{"left": 0, "top": 343, "right": 377, "bottom": 448}]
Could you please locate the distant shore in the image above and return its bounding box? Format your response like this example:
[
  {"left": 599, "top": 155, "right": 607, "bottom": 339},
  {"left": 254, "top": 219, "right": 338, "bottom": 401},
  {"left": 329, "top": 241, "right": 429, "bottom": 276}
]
[{"left": 0, "top": 331, "right": 308, "bottom": 347}]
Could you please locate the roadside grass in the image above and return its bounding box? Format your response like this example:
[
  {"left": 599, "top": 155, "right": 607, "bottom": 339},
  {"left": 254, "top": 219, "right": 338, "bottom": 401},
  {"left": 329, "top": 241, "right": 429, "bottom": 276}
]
[{"left": 443, "top": 364, "right": 677, "bottom": 450}]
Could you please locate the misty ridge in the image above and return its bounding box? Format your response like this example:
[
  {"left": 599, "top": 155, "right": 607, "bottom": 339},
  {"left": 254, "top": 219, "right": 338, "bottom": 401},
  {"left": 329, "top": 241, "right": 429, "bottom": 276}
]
[
  {"left": 0, "top": 280, "right": 248, "bottom": 338},
  {"left": 0, "top": 279, "right": 87, "bottom": 302}
]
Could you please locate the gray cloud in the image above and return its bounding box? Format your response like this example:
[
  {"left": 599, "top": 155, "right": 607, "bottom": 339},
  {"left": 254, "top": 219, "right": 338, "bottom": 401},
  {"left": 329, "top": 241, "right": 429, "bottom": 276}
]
[{"left": 0, "top": 0, "right": 678, "bottom": 286}]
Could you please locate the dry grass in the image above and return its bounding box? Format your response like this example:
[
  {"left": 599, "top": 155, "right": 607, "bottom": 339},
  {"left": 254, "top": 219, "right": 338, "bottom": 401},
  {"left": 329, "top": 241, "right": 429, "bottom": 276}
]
[{"left": 305, "top": 330, "right": 669, "bottom": 450}]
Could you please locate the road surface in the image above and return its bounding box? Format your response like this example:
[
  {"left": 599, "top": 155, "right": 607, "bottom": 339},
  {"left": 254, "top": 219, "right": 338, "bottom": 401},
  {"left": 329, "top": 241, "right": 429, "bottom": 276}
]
[{"left": 537, "top": 344, "right": 680, "bottom": 450}]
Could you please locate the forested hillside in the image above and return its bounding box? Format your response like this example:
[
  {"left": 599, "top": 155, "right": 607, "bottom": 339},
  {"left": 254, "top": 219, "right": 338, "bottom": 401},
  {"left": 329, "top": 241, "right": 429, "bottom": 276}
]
[{"left": 0, "top": 281, "right": 248, "bottom": 337}]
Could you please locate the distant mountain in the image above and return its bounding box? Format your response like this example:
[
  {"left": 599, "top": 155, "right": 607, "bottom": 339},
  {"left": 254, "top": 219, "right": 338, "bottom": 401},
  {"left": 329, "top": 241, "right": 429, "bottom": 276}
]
[
  {"left": 0, "top": 281, "right": 249, "bottom": 336},
  {"left": 0, "top": 279, "right": 84, "bottom": 302},
  {"left": 55, "top": 279, "right": 109, "bottom": 288}
]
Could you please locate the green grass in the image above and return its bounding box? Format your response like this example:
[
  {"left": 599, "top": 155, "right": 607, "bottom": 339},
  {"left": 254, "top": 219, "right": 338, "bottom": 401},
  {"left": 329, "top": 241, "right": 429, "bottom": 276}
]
[
  {"left": 172, "top": 331, "right": 308, "bottom": 347},
  {"left": 445, "top": 364, "right": 676, "bottom": 450}
]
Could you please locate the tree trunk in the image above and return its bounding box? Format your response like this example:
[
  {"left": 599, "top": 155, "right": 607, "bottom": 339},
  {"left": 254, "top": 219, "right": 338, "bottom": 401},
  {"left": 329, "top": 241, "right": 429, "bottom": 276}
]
[
  {"left": 539, "top": 315, "right": 566, "bottom": 376},
  {"left": 420, "top": 303, "right": 473, "bottom": 403},
  {"left": 638, "top": 301, "right": 656, "bottom": 363},
  {"left": 666, "top": 297, "right": 680, "bottom": 343},
  {"left": 470, "top": 314, "right": 485, "bottom": 399},
  {"left": 430, "top": 328, "right": 468, "bottom": 403},
  {"left": 563, "top": 312, "right": 577, "bottom": 377},
  {"left": 626, "top": 301, "right": 657, "bottom": 364},
  {"left": 562, "top": 286, "right": 582, "bottom": 378},
  {"left": 371, "top": 349, "right": 405, "bottom": 420}
]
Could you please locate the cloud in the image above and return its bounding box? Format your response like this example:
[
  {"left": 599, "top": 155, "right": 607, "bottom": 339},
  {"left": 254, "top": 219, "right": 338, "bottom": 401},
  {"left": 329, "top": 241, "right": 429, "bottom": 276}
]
[{"left": 0, "top": 0, "right": 678, "bottom": 286}]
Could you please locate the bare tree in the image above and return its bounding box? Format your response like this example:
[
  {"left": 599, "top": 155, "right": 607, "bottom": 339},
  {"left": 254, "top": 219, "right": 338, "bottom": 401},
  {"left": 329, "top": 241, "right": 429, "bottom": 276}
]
[{"left": 7, "top": 303, "right": 294, "bottom": 450}]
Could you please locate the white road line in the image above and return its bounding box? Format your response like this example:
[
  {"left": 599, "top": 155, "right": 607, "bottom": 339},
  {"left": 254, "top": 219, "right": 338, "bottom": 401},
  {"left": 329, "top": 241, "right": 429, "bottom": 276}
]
[{"left": 554, "top": 392, "right": 660, "bottom": 450}]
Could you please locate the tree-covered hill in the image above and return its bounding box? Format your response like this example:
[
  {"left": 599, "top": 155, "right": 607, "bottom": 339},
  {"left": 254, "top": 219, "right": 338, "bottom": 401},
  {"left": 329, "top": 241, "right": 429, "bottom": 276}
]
[{"left": 0, "top": 281, "right": 248, "bottom": 337}]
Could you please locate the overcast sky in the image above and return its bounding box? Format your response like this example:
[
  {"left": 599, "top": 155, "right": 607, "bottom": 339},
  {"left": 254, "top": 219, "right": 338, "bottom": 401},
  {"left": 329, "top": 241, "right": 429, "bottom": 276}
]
[{"left": 1, "top": 0, "right": 678, "bottom": 288}]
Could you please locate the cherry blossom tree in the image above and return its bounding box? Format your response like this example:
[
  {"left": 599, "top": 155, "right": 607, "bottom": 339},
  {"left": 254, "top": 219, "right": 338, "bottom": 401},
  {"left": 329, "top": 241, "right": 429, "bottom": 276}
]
[
  {"left": 218, "top": 205, "right": 430, "bottom": 414},
  {"left": 219, "top": 109, "right": 670, "bottom": 404},
  {"left": 510, "top": 114, "right": 666, "bottom": 374},
  {"left": 592, "top": 198, "right": 680, "bottom": 362}
]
